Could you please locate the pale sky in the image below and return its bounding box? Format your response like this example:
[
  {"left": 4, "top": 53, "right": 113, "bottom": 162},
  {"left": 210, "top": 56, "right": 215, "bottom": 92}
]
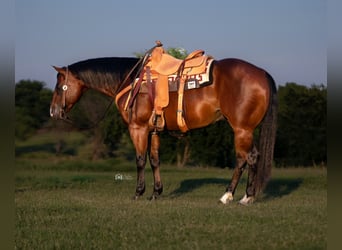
[{"left": 15, "top": 0, "right": 326, "bottom": 89}]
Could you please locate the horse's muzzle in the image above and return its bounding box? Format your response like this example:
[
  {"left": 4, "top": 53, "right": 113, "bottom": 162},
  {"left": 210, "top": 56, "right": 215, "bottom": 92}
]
[{"left": 50, "top": 104, "right": 66, "bottom": 120}]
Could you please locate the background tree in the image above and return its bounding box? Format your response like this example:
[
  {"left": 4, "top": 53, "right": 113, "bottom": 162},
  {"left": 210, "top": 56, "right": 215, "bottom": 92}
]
[
  {"left": 274, "top": 83, "right": 326, "bottom": 166},
  {"left": 188, "top": 122, "right": 235, "bottom": 168},
  {"left": 67, "top": 89, "right": 129, "bottom": 160},
  {"left": 134, "top": 47, "right": 188, "bottom": 60},
  {"left": 15, "top": 80, "right": 53, "bottom": 140},
  {"left": 15, "top": 49, "right": 327, "bottom": 167},
  {"left": 166, "top": 47, "right": 188, "bottom": 59}
]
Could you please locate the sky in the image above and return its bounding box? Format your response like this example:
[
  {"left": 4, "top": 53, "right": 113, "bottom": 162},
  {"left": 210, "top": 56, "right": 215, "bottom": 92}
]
[{"left": 15, "top": 0, "right": 326, "bottom": 89}]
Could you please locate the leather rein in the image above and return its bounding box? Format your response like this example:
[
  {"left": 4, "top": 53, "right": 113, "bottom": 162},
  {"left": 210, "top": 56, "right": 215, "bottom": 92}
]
[{"left": 58, "top": 43, "right": 162, "bottom": 129}]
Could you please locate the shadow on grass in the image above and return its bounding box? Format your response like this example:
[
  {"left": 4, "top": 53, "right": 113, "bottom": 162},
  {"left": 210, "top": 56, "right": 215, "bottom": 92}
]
[
  {"left": 169, "top": 178, "right": 228, "bottom": 198},
  {"left": 262, "top": 178, "right": 303, "bottom": 201},
  {"left": 168, "top": 177, "right": 303, "bottom": 200}
]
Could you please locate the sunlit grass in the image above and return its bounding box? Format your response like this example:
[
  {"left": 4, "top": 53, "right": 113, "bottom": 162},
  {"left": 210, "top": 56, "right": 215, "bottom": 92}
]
[
  {"left": 15, "top": 131, "right": 327, "bottom": 249},
  {"left": 15, "top": 164, "right": 327, "bottom": 250}
]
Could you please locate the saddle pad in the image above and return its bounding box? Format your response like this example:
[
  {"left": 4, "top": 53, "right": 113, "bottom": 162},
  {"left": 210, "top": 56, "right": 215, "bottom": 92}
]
[
  {"left": 116, "top": 59, "right": 215, "bottom": 110},
  {"left": 129, "top": 58, "right": 214, "bottom": 96},
  {"left": 168, "top": 58, "right": 214, "bottom": 92}
]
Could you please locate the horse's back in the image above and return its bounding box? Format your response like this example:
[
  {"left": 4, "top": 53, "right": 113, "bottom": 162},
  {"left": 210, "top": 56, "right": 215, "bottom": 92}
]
[
  {"left": 213, "top": 58, "right": 270, "bottom": 87},
  {"left": 212, "top": 58, "right": 272, "bottom": 130}
]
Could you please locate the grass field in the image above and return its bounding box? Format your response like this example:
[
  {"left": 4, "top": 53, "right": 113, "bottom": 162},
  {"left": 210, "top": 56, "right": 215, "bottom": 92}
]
[
  {"left": 15, "top": 132, "right": 327, "bottom": 249},
  {"left": 15, "top": 164, "right": 327, "bottom": 249}
]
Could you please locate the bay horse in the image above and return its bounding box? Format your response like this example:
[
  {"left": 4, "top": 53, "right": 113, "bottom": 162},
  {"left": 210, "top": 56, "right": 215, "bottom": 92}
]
[{"left": 50, "top": 51, "right": 277, "bottom": 205}]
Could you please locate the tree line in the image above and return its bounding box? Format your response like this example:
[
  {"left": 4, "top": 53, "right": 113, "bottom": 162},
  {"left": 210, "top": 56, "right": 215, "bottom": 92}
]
[{"left": 15, "top": 79, "right": 326, "bottom": 168}]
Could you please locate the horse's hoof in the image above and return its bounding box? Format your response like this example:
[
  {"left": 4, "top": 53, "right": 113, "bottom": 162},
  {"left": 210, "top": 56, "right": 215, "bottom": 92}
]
[
  {"left": 219, "top": 192, "right": 233, "bottom": 204},
  {"left": 149, "top": 194, "right": 158, "bottom": 201},
  {"left": 132, "top": 195, "right": 140, "bottom": 200},
  {"left": 238, "top": 194, "right": 255, "bottom": 205}
]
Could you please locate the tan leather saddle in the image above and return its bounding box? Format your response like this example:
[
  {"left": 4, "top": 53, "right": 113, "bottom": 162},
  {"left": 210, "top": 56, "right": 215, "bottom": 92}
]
[
  {"left": 119, "top": 42, "right": 213, "bottom": 132},
  {"left": 152, "top": 49, "right": 207, "bottom": 76}
]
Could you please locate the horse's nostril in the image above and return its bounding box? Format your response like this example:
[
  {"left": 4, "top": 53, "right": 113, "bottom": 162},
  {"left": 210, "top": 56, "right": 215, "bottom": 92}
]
[
  {"left": 50, "top": 107, "right": 54, "bottom": 117},
  {"left": 50, "top": 106, "right": 61, "bottom": 119}
]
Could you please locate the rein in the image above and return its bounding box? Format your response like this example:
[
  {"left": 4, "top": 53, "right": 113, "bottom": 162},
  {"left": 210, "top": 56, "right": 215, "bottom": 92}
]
[
  {"left": 115, "top": 42, "right": 163, "bottom": 110},
  {"left": 59, "top": 59, "right": 144, "bottom": 130},
  {"left": 59, "top": 66, "right": 113, "bottom": 130},
  {"left": 117, "top": 42, "right": 163, "bottom": 95},
  {"left": 59, "top": 43, "right": 163, "bottom": 129}
]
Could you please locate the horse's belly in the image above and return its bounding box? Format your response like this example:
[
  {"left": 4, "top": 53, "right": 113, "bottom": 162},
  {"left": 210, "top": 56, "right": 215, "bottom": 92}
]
[{"left": 164, "top": 96, "right": 223, "bottom": 130}]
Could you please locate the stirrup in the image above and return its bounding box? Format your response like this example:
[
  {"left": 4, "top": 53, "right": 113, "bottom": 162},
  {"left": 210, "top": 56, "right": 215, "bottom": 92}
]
[{"left": 149, "top": 111, "right": 165, "bottom": 131}]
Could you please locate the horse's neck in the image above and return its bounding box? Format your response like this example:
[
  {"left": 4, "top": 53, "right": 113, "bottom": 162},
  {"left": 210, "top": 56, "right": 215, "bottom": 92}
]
[
  {"left": 77, "top": 59, "right": 138, "bottom": 98},
  {"left": 85, "top": 74, "right": 122, "bottom": 98},
  {"left": 90, "top": 84, "right": 117, "bottom": 98}
]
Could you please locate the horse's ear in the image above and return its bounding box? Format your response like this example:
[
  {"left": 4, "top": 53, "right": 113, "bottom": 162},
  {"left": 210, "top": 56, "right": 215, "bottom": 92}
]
[{"left": 52, "top": 66, "right": 65, "bottom": 73}]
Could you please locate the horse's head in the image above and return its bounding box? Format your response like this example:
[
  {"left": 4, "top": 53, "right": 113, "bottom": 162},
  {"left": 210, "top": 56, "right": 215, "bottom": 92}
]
[{"left": 49, "top": 66, "right": 86, "bottom": 120}]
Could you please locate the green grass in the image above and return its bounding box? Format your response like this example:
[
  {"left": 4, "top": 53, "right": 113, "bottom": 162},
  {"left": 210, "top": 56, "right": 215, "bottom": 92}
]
[
  {"left": 15, "top": 131, "right": 327, "bottom": 249},
  {"left": 15, "top": 164, "right": 327, "bottom": 250}
]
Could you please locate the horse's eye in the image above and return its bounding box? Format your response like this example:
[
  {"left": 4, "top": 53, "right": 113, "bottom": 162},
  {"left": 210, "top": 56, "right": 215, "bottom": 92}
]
[{"left": 55, "top": 84, "right": 64, "bottom": 94}]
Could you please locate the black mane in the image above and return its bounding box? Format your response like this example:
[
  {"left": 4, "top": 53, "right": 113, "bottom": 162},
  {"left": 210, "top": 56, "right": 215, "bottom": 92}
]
[{"left": 68, "top": 57, "right": 140, "bottom": 93}]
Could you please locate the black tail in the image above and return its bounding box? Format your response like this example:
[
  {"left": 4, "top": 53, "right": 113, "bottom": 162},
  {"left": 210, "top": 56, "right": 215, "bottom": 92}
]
[{"left": 255, "top": 72, "right": 278, "bottom": 195}]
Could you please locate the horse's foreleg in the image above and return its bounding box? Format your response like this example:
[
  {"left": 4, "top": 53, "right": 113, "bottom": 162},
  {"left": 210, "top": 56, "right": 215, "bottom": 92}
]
[
  {"left": 135, "top": 153, "right": 147, "bottom": 199},
  {"left": 219, "top": 128, "right": 252, "bottom": 204},
  {"left": 129, "top": 126, "right": 149, "bottom": 199},
  {"left": 149, "top": 131, "right": 163, "bottom": 200}
]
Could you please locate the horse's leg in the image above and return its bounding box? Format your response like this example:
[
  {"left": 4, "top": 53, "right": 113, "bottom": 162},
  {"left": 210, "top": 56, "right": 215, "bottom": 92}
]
[
  {"left": 219, "top": 128, "right": 253, "bottom": 204},
  {"left": 239, "top": 145, "right": 259, "bottom": 205},
  {"left": 148, "top": 131, "right": 163, "bottom": 200},
  {"left": 129, "top": 126, "right": 149, "bottom": 199}
]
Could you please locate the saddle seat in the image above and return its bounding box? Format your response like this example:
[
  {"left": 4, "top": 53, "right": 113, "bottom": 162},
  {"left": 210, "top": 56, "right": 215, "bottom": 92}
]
[{"left": 153, "top": 49, "right": 207, "bottom": 76}]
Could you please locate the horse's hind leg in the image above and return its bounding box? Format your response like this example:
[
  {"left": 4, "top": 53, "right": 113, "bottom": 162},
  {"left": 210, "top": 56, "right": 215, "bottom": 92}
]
[
  {"left": 219, "top": 128, "right": 253, "bottom": 204},
  {"left": 148, "top": 131, "right": 163, "bottom": 200},
  {"left": 219, "top": 157, "right": 247, "bottom": 204},
  {"left": 239, "top": 145, "right": 259, "bottom": 205}
]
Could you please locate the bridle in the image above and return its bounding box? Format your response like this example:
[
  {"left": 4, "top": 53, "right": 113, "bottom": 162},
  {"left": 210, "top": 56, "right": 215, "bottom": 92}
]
[
  {"left": 61, "top": 66, "right": 69, "bottom": 109},
  {"left": 57, "top": 66, "right": 73, "bottom": 124},
  {"left": 54, "top": 42, "right": 163, "bottom": 128},
  {"left": 55, "top": 65, "right": 113, "bottom": 129}
]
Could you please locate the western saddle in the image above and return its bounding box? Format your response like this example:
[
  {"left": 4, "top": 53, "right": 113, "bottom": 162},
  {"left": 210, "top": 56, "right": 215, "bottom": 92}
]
[
  {"left": 152, "top": 49, "right": 207, "bottom": 76},
  {"left": 143, "top": 41, "right": 211, "bottom": 132},
  {"left": 121, "top": 41, "right": 212, "bottom": 132}
]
